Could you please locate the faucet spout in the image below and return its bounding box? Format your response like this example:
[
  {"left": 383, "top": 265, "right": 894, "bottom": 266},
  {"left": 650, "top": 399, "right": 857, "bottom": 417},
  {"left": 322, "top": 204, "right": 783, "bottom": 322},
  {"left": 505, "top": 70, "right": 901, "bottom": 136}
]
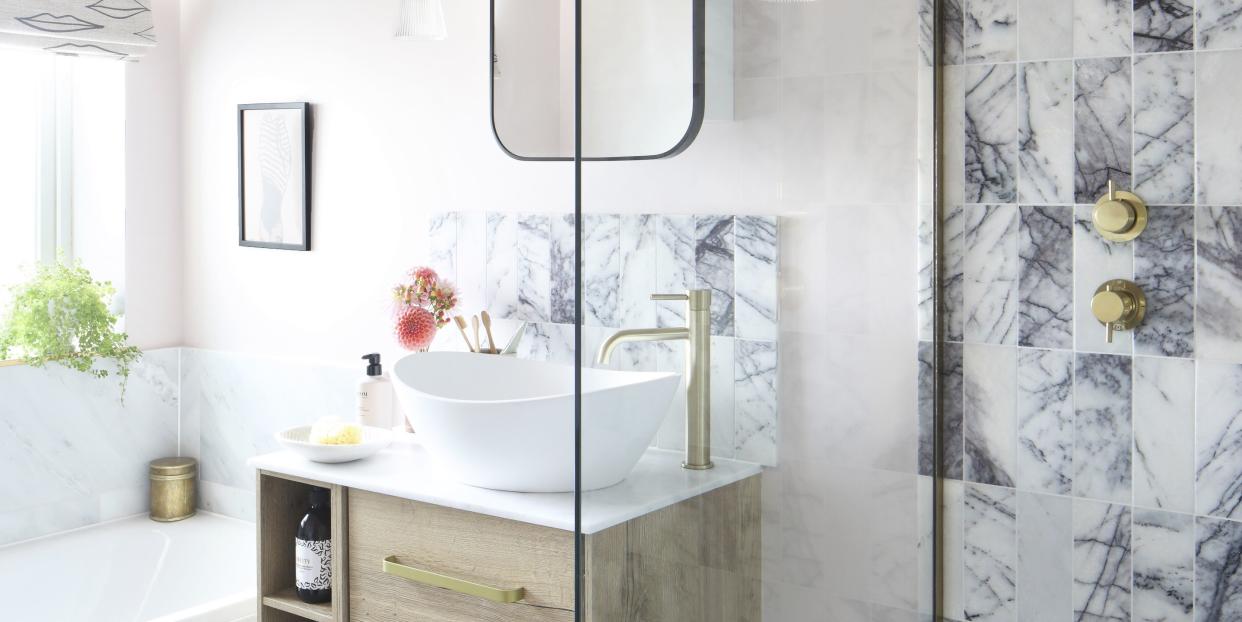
[{"left": 596, "top": 327, "right": 689, "bottom": 366}]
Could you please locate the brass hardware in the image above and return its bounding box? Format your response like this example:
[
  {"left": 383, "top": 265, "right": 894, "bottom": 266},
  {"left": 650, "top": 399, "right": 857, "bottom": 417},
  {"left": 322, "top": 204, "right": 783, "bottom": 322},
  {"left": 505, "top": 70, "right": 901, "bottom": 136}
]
[
  {"left": 598, "top": 289, "right": 713, "bottom": 470},
  {"left": 1090, "top": 279, "right": 1147, "bottom": 343},
  {"left": 382, "top": 555, "right": 526, "bottom": 603},
  {"left": 1092, "top": 180, "right": 1148, "bottom": 242},
  {"left": 149, "top": 457, "right": 196, "bottom": 522}
]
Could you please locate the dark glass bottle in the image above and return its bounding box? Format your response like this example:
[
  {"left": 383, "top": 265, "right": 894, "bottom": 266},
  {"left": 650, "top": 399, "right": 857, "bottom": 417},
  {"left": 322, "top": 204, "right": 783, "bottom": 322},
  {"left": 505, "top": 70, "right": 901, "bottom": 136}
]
[{"left": 295, "top": 487, "right": 332, "bottom": 604}]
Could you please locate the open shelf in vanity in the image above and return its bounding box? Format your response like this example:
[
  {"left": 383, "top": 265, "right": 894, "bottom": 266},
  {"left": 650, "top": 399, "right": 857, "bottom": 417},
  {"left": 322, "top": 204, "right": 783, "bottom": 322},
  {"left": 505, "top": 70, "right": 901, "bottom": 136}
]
[{"left": 256, "top": 471, "right": 349, "bottom": 622}]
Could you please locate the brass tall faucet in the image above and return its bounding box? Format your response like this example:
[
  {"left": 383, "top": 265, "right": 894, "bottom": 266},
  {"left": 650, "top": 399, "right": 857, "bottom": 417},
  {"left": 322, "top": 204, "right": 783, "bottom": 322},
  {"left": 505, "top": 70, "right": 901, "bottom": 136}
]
[{"left": 597, "top": 289, "right": 713, "bottom": 470}]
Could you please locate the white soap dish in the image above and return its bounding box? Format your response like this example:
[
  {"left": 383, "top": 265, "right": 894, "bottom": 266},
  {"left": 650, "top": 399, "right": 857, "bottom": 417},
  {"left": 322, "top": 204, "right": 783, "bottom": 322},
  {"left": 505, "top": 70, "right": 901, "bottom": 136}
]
[{"left": 275, "top": 425, "right": 392, "bottom": 463}]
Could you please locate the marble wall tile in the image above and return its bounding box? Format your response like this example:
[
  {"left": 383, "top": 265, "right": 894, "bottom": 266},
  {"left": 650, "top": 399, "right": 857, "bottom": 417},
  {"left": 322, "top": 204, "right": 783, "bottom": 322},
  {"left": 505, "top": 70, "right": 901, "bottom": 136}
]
[
  {"left": 919, "top": 204, "right": 935, "bottom": 342},
  {"left": 1134, "top": 53, "right": 1195, "bottom": 205},
  {"left": 1073, "top": 499, "right": 1133, "bottom": 621},
  {"left": 515, "top": 214, "right": 553, "bottom": 323},
  {"left": 1019, "top": 62, "right": 1074, "bottom": 205},
  {"left": 735, "top": 215, "right": 779, "bottom": 341},
  {"left": 945, "top": 204, "right": 968, "bottom": 343},
  {"left": 1197, "top": 206, "right": 1242, "bottom": 361},
  {"left": 735, "top": 0, "right": 780, "bottom": 79},
  {"left": 1016, "top": 492, "right": 1073, "bottom": 622},
  {"left": 549, "top": 214, "right": 575, "bottom": 325},
  {"left": 655, "top": 215, "right": 696, "bottom": 329},
  {"left": 964, "top": 204, "right": 1019, "bottom": 345},
  {"left": 1134, "top": 356, "right": 1196, "bottom": 514},
  {"left": 582, "top": 214, "right": 621, "bottom": 327},
  {"left": 1196, "top": 361, "right": 1242, "bottom": 520},
  {"left": 1135, "top": 0, "right": 1195, "bottom": 51},
  {"left": 455, "top": 212, "right": 488, "bottom": 312},
  {"left": 1197, "top": 51, "right": 1242, "bottom": 204},
  {"left": 944, "top": 342, "right": 967, "bottom": 480},
  {"left": 1018, "top": 205, "right": 1073, "bottom": 349},
  {"left": 1136, "top": 205, "right": 1196, "bottom": 357},
  {"left": 1074, "top": 57, "right": 1133, "bottom": 203},
  {"left": 736, "top": 339, "right": 778, "bottom": 465},
  {"left": 696, "top": 215, "right": 736, "bottom": 337},
  {"left": 710, "top": 336, "right": 737, "bottom": 460},
  {"left": 1198, "top": 0, "right": 1242, "bottom": 49},
  {"left": 1194, "top": 515, "right": 1242, "bottom": 620},
  {"left": 943, "top": 479, "right": 968, "bottom": 621},
  {"left": 426, "top": 212, "right": 457, "bottom": 280},
  {"left": 618, "top": 214, "right": 659, "bottom": 329},
  {"left": 1074, "top": 353, "right": 1133, "bottom": 503},
  {"left": 1017, "top": 348, "right": 1074, "bottom": 495},
  {"left": 484, "top": 213, "right": 520, "bottom": 320},
  {"left": 944, "top": 0, "right": 966, "bottom": 65},
  {"left": 963, "top": 483, "right": 1017, "bottom": 621},
  {"left": 1074, "top": 204, "right": 1135, "bottom": 354},
  {"left": 918, "top": 342, "right": 936, "bottom": 477},
  {"left": 1132, "top": 509, "right": 1194, "bottom": 622},
  {"left": 1074, "top": 0, "right": 1134, "bottom": 56},
  {"left": 966, "top": 64, "right": 1018, "bottom": 203},
  {"left": 946, "top": 66, "right": 967, "bottom": 206},
  {"left": 964, "top": 0, "right": 1017, "bottom": 63},
  {"left": 965, "top": 344, "right": 1017, "bottom": 487},
  {"left": 1018, "top": 0, "right": 1074, "bottom": 60}
]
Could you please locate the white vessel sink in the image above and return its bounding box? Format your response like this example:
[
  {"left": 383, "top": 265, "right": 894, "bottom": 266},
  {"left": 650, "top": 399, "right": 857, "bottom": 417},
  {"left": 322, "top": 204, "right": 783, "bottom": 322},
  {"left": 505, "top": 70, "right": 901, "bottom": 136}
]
[{"left": 392, "top": 352, "right": 680, "bottom": 492}]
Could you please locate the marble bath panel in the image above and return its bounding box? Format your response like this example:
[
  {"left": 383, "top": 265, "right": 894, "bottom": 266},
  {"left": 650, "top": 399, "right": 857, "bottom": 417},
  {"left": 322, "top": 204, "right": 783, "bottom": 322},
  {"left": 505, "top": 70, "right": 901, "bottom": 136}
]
[
  {"left": 1018, "top": 205, "right": 1072, "bottom": 350},
  {"left": 1073, "top": 353, "right": 1132, "bottom": 503},
  {"left": 1134, "top": 356, "right": 1196, "bottom": 514},
  {"left": 1073, "top": 204, "right": 1135, "bottom": 355},
  {"left": 1073, "top": 499, "right": 1133, "bottom": 621},
  {"left": 1196, "top": 361, "right": 1242, "bottom": 520},
  {"left": 1197, "top": 206, "right": 1242, "bottom": 361},
  {"left": 1074, "top": 57, "right": 1132, "bottom": 204},
  {"left": 1074, "top": 0, "right": 1133, "bottom": 56},
  {"left": 1135, "top": 205, "right": 1195, "bottom": 358},
  {"left": 1197, "top": 52, "right": 1242, "bottom": 205},
  {"left": 1018, "top": 0, "right": 1073, "bottom": 60},
  {"left": 1132, "top": 509, "right": 1194, "bottom": 622},
  {"left": 965, "top": 63, "right": 1018, "bottom": 203},
  {"left": 963, "top": 483, "right": 1017, "bottom": 622},
  {"left": 1198, "top": 0, "right": 1242, "bottom": 49},
  {"left": 1016, "top": 492, "right": 1073, "bottom": 622},
  {"left": 943, "top": 342, "right": 967, "bottom": 480},
  {"left": 1017, "top": 348, "right": 1073, "bottom": 495},
  {"left": 695, "top": 215, "right": 736, "bottom": 337},
  {"left": 1195, "top": 515, "right": 1242, "bottom": 621},
  {"left": 964, "top": 344, "right": 1017, "bottom": 487},
  {"left": 735, "top": 215, "right": 779, "bottom": 341},
  {"left": 1133, "top": 53, "right": 1195, "bottom": 205},
  {"left": 1018, "top": 61, "right": 1074, "bottom": 205},
  {"left": 964, "top": 0, "right": 1017, "bottom": 63},
  {"left": 1134, "top": 0, "right": 1195, "bottom": 52},
  {"left": 964, "top": 204, "right": 1019, "bottom": 345}
]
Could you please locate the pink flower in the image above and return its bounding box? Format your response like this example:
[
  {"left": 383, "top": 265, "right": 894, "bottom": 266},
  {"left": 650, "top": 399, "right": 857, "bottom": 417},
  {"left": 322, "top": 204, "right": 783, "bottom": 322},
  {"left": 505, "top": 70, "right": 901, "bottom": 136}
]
[
  {"left": 412, "top": 267, "right": 439, "bottom": 284},
  {"left": 394, "top": 306, "right": 437, "bottom": 351}
]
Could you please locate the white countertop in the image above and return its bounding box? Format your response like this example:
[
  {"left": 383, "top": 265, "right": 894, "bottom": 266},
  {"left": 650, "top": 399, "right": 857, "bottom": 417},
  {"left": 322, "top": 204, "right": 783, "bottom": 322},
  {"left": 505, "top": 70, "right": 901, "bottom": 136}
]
[{"left": 247, "top": 436, "right": 762, "bottom": 534}]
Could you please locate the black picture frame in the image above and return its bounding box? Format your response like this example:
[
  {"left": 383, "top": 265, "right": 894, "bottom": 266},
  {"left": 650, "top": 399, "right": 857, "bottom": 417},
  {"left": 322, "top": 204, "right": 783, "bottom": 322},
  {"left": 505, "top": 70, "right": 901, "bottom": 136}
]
[{"left": 238, "top": 102, "right": 312, "bottom": 251}]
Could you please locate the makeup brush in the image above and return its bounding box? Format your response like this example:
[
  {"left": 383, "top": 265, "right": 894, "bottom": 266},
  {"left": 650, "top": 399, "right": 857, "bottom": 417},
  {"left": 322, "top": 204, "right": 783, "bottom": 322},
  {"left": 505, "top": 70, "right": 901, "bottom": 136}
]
[
  {"left": 453, "top": 316, "right": 476, "bottom": 352},
  {"left": 480, "top": 311, "right": 498, "bottom": 353}
]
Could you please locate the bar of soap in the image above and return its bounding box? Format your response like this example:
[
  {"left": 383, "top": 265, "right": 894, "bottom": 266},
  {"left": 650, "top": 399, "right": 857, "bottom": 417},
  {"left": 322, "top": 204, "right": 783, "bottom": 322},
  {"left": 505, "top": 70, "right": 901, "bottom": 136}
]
[{"left": 308, "top": 417, "right": 362, "bottom": 445}]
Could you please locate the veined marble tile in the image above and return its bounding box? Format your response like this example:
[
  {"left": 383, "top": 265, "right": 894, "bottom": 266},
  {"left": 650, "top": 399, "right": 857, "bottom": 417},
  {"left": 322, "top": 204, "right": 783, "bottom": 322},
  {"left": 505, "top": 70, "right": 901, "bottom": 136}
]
[
  {"left": 515, "top": 214, "right": 552, "bottom": 323},
  {"left": 1134, "top": 53, "right": 1195, "bottom": 206},
  {"left": 964, "top": 483, "right": 1017, "bottom": 622},
  {"left": 1196, "top": 361, "right": 1242, "bottom": 519},
  {"left": 1073, "top": 205, "right": 1135, "bottom": 355},
  {"left": 1019, "top": 62, "right": 1074, "bottom": 205},
  {"left": 708, "top": 336, "right": 736, "bottom": 461},
  {"left": 964, "top": 0, "right": 1017, "bottom": 63},
  {"left": 1018, "top": 206, "right": 1073, "bottom": 349},
  {"left": 695, "top": 215, "right": 736, "bottom": 337},
  {"left": 1017, "top": 348, "right": 1073, "bottom": 495},
  {"left": 965, "top": 204, "right": 1019, "bottom": 345},
  {"left": 618, "top": 215, "right": 658, "bottom": 329},
  {"left": 964, "top": 344, "right": 1017, "bottom": 487},
  {"left": 918, "top": 342, "right": 935, "bottom": 477},
  {"left": 1073, "top": 353, "right": 1132, "bottom": 503},
  {"left": 582, "top": 214, "right": 621, "bottom": 327},
  {"left": 1197, "top": 52, "right": 1242, "bottom": 204},
  {"left": 655, "top": 215, "right": 696, "bottom": 329},
  {"left": 426, "top": 212, "right": 458, "bottom": 281},
  {"left": 735, "top": 216, "right": 778, "bottom": 341},
  {"left": 1198, "top": 206, "right": 1242, "bottom": 362},
  {"left": 1074, "top": 0, "right": 1134, "bottom": 56},
  {"left": 1135, "top": 0, "right": 1195, "bottom": 51},
  {"left": 943, "top": 479, "right": 967, "bottom": 621},
  {"left": 1132, "top": 509, "right": 1194, "bottom": 622},
  {"left": 919, "top": 0, "right": 936, "bottom": 67},
  {"left": 1195, "top": 515, "right": 1242, "bottom": 620},
  {"left": 1135, "top": 205, "right": 1195, "bottom": 357},
  {"left": 1134, "top": 356, "right": 1196, "bottom": 514},
  {"left": 735, "top": 339, "right": 777, "bottom": 465},
  {"left": 919, "top": 204, "right": 935, "bottom": 342},
  {"left": 484, "top": 213, "right": 520, "bottom": 320},
  {"left": 1016, "top": 493, "right": 1073, "bottom": 622},
  {"left": 966, "top": 64, "right": 1018, "bottom": 203},
  {"left": 944, "top": 0, "right": 966, "bottom": 65},
  {"left": 946, "top": 66, "right": 967, "bottom": 206},
  {"left": 944, "top": 342, "right": 967, "bottom": 480},
  {"left": 1198, "top": 0, "right": 1242, "bottom": 49},
  {"left": 1073, "top": 499, "right": 1132, "bottom": 621},
  {"left": 945, "top": 204, "right": 967, "bottom": 343},
  {"left": 455, "top": 212, "right": 488, "bottom": 312},
  {"left": 549, "top": 214, "right": 575, "bottom": 325},
  {"left": 868, "top": 471, "right": 921, "bottom": 611},
  {"left": 1018, "top": 0, "right": 1073, "bottom": 60},
  {"left": 1074, "top": 57, "right": 1132, "bottom": 203}
]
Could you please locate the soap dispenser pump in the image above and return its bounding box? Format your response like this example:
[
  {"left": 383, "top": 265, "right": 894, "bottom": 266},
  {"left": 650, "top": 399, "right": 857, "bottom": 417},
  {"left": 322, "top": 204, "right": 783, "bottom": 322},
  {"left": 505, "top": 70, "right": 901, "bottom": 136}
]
[{"left": 357, "top": 353, "right": 393, "bottom": 429}]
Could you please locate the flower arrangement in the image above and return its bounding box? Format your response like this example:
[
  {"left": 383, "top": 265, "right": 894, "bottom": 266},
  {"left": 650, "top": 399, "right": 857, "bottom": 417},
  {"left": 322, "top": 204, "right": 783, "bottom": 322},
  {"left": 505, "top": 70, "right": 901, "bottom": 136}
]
[{"left": 392, "top": 267, "right": 457, "bottom": 351}]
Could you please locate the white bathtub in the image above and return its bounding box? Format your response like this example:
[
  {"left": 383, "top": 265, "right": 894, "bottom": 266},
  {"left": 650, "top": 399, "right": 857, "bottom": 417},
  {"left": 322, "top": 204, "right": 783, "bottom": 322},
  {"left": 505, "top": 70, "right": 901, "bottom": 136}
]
[{"left": 0, "top": 512, "right": 255, "bottom": 622}]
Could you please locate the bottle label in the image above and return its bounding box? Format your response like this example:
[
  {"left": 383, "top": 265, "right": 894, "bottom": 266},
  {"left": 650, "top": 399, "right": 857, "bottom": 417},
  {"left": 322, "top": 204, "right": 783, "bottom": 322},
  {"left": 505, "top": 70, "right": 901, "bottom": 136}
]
[{"left": 295, "top": 538, "right": 332, "bottom": 590}]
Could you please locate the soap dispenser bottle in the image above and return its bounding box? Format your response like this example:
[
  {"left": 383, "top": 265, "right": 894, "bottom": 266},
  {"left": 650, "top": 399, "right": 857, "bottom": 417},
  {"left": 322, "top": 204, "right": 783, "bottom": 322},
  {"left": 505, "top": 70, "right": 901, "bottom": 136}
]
[
  {"left": 357, "top": 353, "right": 393, "bottom": 429},
  {"left": 295, "top": 486, "right": 332, "bottom": 604}
]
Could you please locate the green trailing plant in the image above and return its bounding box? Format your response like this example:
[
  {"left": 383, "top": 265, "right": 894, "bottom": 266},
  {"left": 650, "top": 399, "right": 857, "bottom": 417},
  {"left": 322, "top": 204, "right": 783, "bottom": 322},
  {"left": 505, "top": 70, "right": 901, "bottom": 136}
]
[{"left": 0, "top": 259, "right": 141, "bottom": 400}]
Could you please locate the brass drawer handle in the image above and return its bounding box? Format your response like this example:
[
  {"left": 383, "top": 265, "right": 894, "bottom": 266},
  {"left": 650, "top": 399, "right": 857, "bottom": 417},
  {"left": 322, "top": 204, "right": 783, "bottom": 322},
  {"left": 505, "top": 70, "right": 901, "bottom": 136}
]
[{"left": 381, "top": 555, "right": 526, "bottom": 603}]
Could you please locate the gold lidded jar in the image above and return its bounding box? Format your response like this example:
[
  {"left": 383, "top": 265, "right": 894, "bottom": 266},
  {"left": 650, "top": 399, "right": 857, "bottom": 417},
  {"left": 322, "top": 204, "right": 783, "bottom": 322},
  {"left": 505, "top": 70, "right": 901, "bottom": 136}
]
[{"left": 149, "top": 457, "right": 197, "bottom": 522}]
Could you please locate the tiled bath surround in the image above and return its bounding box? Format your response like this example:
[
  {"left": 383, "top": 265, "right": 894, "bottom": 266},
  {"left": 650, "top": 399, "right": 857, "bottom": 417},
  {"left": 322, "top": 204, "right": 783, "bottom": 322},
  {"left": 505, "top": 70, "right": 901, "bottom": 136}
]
[
  {"left": 926, "top": 1, "right": 1242, "bottom": 619},
  {"left": 426, "top": 212, "right": 781, "bottom": 466}
]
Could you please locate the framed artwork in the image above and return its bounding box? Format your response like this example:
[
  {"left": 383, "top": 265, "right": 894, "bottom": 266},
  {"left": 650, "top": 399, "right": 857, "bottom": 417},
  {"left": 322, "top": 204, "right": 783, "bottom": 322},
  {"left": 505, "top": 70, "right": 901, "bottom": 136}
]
[{"left": 238, "top": 102, "right": 312, "bottom": 250}]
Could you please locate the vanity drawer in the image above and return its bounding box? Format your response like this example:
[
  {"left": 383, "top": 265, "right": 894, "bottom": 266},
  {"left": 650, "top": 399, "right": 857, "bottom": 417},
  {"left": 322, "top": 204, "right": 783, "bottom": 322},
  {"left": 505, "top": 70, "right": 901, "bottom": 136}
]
[{"left": 347, "top": 489, "right": 574, "bottom": 622}]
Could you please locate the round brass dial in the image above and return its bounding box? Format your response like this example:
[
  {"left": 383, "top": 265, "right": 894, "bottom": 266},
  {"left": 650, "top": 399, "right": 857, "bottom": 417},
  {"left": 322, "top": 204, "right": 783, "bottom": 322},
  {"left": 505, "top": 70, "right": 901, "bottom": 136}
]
[
  {"left": 1090, "top": 289, "right": 1129, "bottom": 323},
  {"left": 1092, "top": 182, "right": 1147, "bottom": 242},
  {"left": 1090, "top": 279, "right": 1147, "bottom": 343}
]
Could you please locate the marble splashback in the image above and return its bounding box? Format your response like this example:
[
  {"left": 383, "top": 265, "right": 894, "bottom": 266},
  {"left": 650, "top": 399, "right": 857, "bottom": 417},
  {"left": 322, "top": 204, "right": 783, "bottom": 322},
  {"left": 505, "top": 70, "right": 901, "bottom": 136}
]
[{"left": 427, "top": 212, "right": 781, "bottom": 466}]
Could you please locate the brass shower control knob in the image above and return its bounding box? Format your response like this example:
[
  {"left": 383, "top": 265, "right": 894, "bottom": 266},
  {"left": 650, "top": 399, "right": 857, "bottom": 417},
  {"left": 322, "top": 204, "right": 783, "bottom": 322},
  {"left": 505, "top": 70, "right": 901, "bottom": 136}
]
[
  {"left": 1091, "top": 279, "right": 1146, "bottom": 343},
  {"left": 1092, "top": 180, "right": 1148, "bottom": 242}
]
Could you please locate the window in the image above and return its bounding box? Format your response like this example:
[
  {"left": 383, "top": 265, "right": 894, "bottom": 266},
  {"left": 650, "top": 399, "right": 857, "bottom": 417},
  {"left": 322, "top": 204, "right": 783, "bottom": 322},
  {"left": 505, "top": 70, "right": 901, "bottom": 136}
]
[{"left": 0, "top": 49, "right": 126, "bottom": 314}]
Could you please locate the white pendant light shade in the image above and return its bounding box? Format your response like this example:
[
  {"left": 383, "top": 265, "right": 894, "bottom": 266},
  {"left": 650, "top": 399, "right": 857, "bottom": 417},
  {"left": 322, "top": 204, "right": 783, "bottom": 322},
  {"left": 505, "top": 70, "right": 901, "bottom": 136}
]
[{"left": 396, "top": 0, "right": 446, "bottom": 40}]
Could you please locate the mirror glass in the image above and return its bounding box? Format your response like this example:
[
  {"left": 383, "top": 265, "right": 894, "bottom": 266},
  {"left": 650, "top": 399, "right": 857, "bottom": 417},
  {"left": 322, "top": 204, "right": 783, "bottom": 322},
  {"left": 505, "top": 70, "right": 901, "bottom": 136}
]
[{"left": 491, "top": 0, "right": 704, "bottom": 161}]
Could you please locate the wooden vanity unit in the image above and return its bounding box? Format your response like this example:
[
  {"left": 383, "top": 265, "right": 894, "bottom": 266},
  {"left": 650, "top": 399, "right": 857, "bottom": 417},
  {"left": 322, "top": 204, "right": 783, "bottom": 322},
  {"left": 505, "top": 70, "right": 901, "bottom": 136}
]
[{"left": 251, "top": 442, "right": 762, "bottom": 622}]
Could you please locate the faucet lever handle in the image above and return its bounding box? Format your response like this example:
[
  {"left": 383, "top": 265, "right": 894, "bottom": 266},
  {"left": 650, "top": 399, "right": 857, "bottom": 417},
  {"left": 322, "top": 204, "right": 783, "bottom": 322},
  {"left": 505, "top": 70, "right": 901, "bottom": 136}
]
[{"left": 651, "top": 293, "right": 690, "bottom": 301}]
